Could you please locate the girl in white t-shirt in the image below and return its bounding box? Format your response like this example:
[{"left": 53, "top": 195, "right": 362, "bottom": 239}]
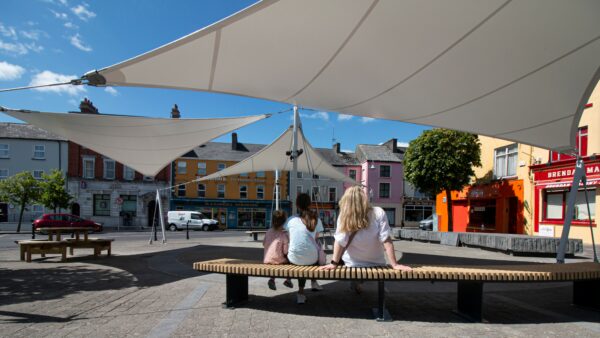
[{"left": 320, "top": 186, "right": 411, "bottom": 292}]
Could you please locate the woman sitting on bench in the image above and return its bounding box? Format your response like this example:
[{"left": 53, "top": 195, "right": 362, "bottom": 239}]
[{"left": 321, "top": 186, "right": 411, "bottom": 293}]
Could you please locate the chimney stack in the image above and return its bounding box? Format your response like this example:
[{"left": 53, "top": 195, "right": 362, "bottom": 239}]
[
  {"left": 333, "top": 142, "right": 341, "bottom": 153},
  {"left": 231, "top": 132, "right": 238, "bottom": 150},
  {"left": 384, "top": 138, "right": 398, "bottom": 153},
  {"left": 170, "top": 104, "right": 181, "bottom": 118},
  {"left": 79, "top": 98, "right": 99, "bottom": 114}
]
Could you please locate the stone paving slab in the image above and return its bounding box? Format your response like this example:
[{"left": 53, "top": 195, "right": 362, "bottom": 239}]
[{"left": 1, "top": 232, "right": 599, "bottom": 337}]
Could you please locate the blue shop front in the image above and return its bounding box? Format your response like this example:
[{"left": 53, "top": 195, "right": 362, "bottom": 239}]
[{"left": 170, "top": 198, "right": 291, "bottom": 229}]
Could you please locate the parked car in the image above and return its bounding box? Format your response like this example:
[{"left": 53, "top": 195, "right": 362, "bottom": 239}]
[
  {"left": 419, "top": 215, "right": 434, "bottom": 231},
  {"left": 32, "top": 213, "right": 103, "bottom": 232},
  {"left": 167, "top": 211, "right": 219, "bottom": 231}
]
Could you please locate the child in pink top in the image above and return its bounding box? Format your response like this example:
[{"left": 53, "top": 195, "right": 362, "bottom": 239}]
[{"left": 263, "top": 210, "right": 293, "bottom": 290}]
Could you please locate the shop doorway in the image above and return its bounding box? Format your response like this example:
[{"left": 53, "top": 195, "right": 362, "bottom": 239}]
[
  {"left": 0, "top": 203, "right": 7, "bottom": 222},
  {"left": 71, "top": 203, "right": 80, "bottom": 216}
]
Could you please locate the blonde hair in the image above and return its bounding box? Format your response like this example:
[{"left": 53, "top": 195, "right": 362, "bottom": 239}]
[{"left": 338, "top": 186, "right": 372, "bottom": 233}]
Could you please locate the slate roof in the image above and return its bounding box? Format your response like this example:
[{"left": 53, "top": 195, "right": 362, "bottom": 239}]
[
  {"left": 0, "top": 122, "right": 66, "bottom": 141},
  {"left": 186, "top": 142, "right": 266, "bottom": 161},
  {"left": 356, "top": 144, "right": 403, "bottom": 163}
]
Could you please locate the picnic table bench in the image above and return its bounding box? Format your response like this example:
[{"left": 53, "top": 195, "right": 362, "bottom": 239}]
[
  {"left": 17, "top": 240, "right": 68, "bottom": 262},
  {"left": 194, "top": 259, "right": 600, "bottom": 321},
  {"left": 245, "top": 230, "right": 267, "bottom": 241}
]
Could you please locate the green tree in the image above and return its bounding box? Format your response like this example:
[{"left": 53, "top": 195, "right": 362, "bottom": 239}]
[
  {"left": 404, "top": 129, "right": 481, "bottom": 231},
  {"left": 38, "top": 170, "right": 72, "bottom": 213},
  {"left": 0, "top": 172, "right": 41, "bottom": 232}
]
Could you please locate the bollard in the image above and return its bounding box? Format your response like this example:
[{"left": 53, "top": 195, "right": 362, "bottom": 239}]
[
  {"left": 186, "top": 220, "right": 190, "bottom": 240},
  {"left": 31, "top": 224, "right": 35, "bottom": 239}
]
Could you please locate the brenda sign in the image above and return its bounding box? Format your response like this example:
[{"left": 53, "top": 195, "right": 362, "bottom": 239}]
[{"left": 534, "top": 163, "right": 600, "bottom": 181}]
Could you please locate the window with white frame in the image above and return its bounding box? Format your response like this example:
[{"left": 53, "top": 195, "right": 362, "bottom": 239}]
[
  {"left": 217, "top": 184, "right": 225, "bottom": 198},
  {"left": 123, "top": 166, "right": 135, "bottom": 180},
  {"left": 379, "top": 182, "right": 390, "bottom": 198},
  {"left": 93, "top": 194, "right": 110, "bottom": 216},
  {"left": 494, "top": 144, "right": 518, "bottom": 178},
  {"left": 257, "top": 185, "right": 264, "bottom": 199},
  {"left": 83, "top": 157, "right": 94, "bottom": 178},
  {"left": 197, "top": 184, "right": 206, "bottom": 197},
  {"left": 544, "top": 189, "right": 596, "bottom": 222},
  {"left": 177, "top": 184, "right": 186, "bottom": 197},
  {"left": 33, "top": 145, "right": 45, "bottom": 159},
  {"left": 33, "top": 170, "right": 44, "bottom": 180},
  {"left": 328, "top": 187, "right": 337, "bottom": 202},
  {"left": 297, "top": 172, "right": 303, "bottom": 179},
  {"left": 256, "top": 171, "right": 265, "bottom": 178},
  {"left": 349, "top": 169, "right": 357, "bottom": 181},
  {"left": 0, "top": 144, "right": 8, "bottom": 158},
  {"left": 177, "top": 161, "right": 187, "bottom": 174},
  {"left": 197, "top": 162, "right": 206, "bottom": 175},
  {"left": 104, "top": 159, "right": 115, "bottom": 179},
  {"left": 240, "top": 185, "right": 248, "bottom": 199},
  {"left": 380, "top": 165, "right": 391, "bottom": 178},
  {"left": 217, "top": 163, "right": 226, "bottom": 171},
  {"left": 0, "top": 168, "right": 8, "bottom": 179}
]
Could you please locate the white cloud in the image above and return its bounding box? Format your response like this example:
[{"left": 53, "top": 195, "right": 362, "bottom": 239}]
[
  {"left": 50, "top": 10, "right": 69, "bottom": 20},
  {"left": 0, "top": 61, "right": 25, "bottom": 80},
  {"left": 70, "top": 33, "right": 92, "bottom": 52},
  {"left": 360, "top": 117, "right": 375, "bottom": 123},
  {"left": 58, "top": 0, "right": 68, "bottom": 6},
  {"left": 0, "top": 23, "right": 17, "bottom": 40},
  {"left": 0, "top": 40, "right": 28, "bottom": 55},
  {"left": 29, "top": 70, "right": 86, "bottom": 96},
  {"left": 71, "top": 4, "right": 96, "bottom": 21},
  {"left": 337, "top": 114, "right": 353, "bottom": 121},
  {"left": 300, "top": 111, "right": 329, "bottom": 121},
  {"left": 64, "top": 22, "right": 78, "bottom": 29},
  {"left": 21, "top": 30, "right": 40, "bottom": 40},
  {"left": 396, "top": 141, "right": 409, "bottom": 148},
  {"left": 25, "top": 42, "right": 43, "bottom": 53},
  {"left": 104, "top": 87, "right": 119, "bottom": 96}
]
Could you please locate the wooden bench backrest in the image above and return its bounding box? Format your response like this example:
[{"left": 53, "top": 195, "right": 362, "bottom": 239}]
[{"left": 193, "top": 259, "right": 600, "bottom": 282}]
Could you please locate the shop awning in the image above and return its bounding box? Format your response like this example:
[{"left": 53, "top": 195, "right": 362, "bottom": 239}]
[
  {"left": 539, "top": 178, "right": 600, "bottom": 189},
  {"left": 83, "top": 0, "right": 600, "bottom": 152},
  {"left": 198, "top": 125, "right": 354, "bottom": 183},
  {"left": 0, "top": 107, "right": 268, "bottom": 177}
]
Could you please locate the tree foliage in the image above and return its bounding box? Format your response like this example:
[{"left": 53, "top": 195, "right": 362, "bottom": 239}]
[
  {"left": 403, "top": 129, "right": 481, "bottom": 230},
  {"left": 0, "top": 171, "right": 41, "bottom": 232},
  {"left": 38, "top": 169, "right": 72, "bottom": 213}
]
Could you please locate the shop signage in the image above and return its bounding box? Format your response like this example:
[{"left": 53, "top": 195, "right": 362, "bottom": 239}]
[
  {"left": 538, "top": 225, "right": 554, "bottom": 237},
  {"left": 535, "top": 163, "right": 600, "bottom": 181}
]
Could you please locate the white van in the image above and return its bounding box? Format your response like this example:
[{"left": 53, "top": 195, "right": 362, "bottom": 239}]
[{"left": 167, "top": 211, "right": 219, "bottom": 231}]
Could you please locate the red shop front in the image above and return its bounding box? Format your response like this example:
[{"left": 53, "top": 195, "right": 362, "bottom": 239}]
[{"left": 530, "top": 158, "right": 599, "bottom": 243}]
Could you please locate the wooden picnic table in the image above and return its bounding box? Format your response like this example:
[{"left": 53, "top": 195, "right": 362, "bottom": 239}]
[{"left": 37, "top": 227, "right": 93, "bottom": 241}]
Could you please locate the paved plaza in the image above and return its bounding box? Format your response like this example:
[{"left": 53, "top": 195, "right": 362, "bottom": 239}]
[{"left": 1, "top": 230, "right": 599, "bottom": 337}]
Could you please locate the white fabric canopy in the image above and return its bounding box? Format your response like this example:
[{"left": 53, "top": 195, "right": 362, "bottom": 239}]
[
  {"left": 1, "top": 107, "right": 268, "bottom": 176},
  {"left": 84, "top": 0, "right": 600, "bottom": 152},
  {"left": 198, "top": 125, "right": 354, "bottom": 183}
]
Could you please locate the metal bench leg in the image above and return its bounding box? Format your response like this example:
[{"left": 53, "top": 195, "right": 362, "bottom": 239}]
[
  {"left": 573, "top": 280, "right": 600, "bottom": 310},
  {"left": 372, "top": 281, "right": 392, "bottom": 321},
  {"left": 457, "top": 281, "right": 483, "bottom": 322},
  {"left": 224, "top": 274, "right": 248, "bottom": 308}
]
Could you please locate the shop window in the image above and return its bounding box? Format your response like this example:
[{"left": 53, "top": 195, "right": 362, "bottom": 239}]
[
  {"left": 197, "top": 162, "right": 206, "bottom": 175},
  {"left": 177, "top": 161, "right": 187, "bottom": 174},
  {"left": 177, "top": 184, "right": 186, "bottom": 197},
  {"left": 349, "top": 169, "right": 357, "bottom": 181},
  {"left": 93, "top": 194, "right": 110, "bottom": 216},
  {"left": 550, "top": 126, "right": 588, "bottom": 161},
  {"left": 380, "top": 165, "right": 391, "bottom": 178},
  {"left": 0, "top": 144, "right": 9, "bottom": 158},
  {"left": 33, "top": 145, "right": 45, "bottom": 159},
  {"left": 384, "top": 208, "right": 396, "bottom": 226},
  {"left": 328, "top": 187, "right": 336, "bottom": 202},
  {"left": 197, "top": 184, "right": 205, "bottom": 197},
  {"left": 0, "top": 168, "right": 8, "bottom": 179},
  {"left": 379, "top": 183, "right": 390, "bottom": 198},
  {"left": 469, "top": 201, "right": 497, "bottom": 228},
  {"left": 256, "top": 185, "right": 264, "bottom": 199},
  {"left": 237, "top": 208, "right": 266, "bottom": 228},
  {"left": 83, "top": 157, "right": 94, "bottom": 178},
  {"left": 240, "top": 185, "right": 248, "bottom": 199},
  {"left": 544, "top": 189, "right": 596, "bottom": 222},
  {"left": 494, "top": 144, "right": 517, "bottom": 178},
  {"left": 123, "top": 166, "right": 135, "bottom": 180},
  {"left": 121, "top": 195, "right": 137, "bottom": 217},
  {"left": 404, "top": 205, "right": 432, "bottom": 222},
  {"left": 33, "top": 170, "right": 44, "bottom": 180},
  {"left": 217, "top": 184, "right": 225, "bottom": 198},
  {"left": 104, "top": 159, "right": 115, "bottom": 179}
]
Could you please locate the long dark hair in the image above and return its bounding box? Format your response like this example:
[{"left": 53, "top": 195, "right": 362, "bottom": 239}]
[{"left": 296, "top": 193, "right": 317, "bottom": 232}]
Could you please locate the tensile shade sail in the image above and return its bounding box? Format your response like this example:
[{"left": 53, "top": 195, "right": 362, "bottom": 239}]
[
  {"left": 81, "top": 0, "right": 600, "bottom": 152},
  {"left": 1, "top": 107, "right": 269, "bottom": 177}
]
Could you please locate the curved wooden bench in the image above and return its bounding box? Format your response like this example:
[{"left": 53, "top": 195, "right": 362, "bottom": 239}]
[{"left": 193, "top": 259, "right": 600, "bottom": 321}]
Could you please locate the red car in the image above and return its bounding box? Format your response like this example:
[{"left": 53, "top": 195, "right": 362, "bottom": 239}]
[{"left": 33, "top": 213, "right": 103, "bottom": 232}]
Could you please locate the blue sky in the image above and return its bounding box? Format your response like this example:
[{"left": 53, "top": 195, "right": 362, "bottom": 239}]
[{"left": 0, "top": 0, "right": 429, "bottom": 151}]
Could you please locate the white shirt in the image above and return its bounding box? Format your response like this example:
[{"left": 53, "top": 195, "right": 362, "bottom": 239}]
[
  {"left": 334, "top": 206, "right": 391, "bottom": 268},
  {"left": 284, "top": 215, "right": 324, "bottom": 266}
]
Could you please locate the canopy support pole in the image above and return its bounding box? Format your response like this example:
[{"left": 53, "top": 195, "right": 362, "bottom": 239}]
[
  {"left": 291, "top": 106, "right": 299, "bottom": 214},
  {"left": 275, "top": 169, "right": 280, "bottom": 211},
  {"left": 556, "top": 157, "right": 586, "bottom": 263},
  {"left": 149, "top": 189, "right": 167, "bottom": 245}
]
